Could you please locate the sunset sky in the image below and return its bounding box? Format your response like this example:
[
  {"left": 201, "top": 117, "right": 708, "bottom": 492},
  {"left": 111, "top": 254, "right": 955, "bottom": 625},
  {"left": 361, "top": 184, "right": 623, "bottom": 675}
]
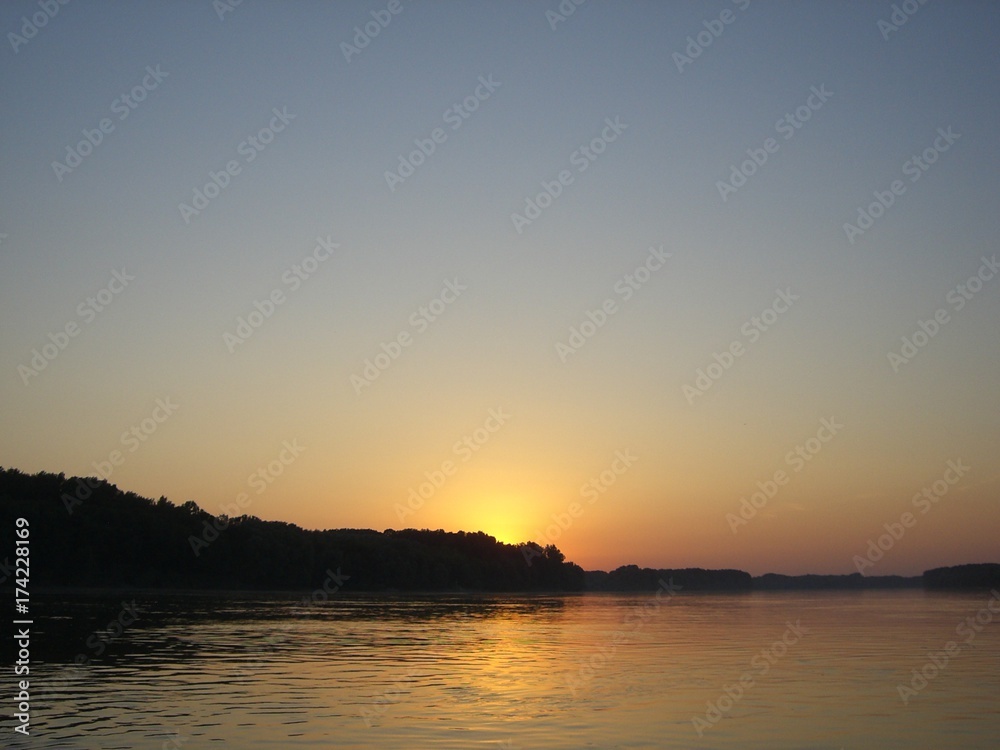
[{"left": 2, "top": 1, "right": 998, "bottom": 576}]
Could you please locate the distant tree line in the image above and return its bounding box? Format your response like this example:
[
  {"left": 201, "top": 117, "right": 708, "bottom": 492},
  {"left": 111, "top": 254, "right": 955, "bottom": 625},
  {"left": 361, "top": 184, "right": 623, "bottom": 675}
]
[
  {"left": 586, "top": 565, "right": 752, "bottom": 591},
  {"left": 753, "top": 572, "right": 922, "bottom": 590},
  {"left": 0, "top": 468, "right": 583, "bottom": 592},
  {"left": 2, "top": 468, "right": 995, "bottom": 593},
  {"left": 923, "top": 563, "right": 1000, "bottom": 590}
]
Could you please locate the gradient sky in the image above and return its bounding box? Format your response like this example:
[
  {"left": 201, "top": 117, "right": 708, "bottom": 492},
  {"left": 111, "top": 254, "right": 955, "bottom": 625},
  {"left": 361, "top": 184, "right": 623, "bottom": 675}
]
[{"left": 2, "top": 0, "right": 998, "bottom": 576}]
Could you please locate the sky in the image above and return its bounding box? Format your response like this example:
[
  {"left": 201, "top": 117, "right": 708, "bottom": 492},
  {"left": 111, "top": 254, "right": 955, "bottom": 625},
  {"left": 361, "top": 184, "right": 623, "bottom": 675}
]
[{"left": 1, "top": 0, "right": 998, "bottom": 576}]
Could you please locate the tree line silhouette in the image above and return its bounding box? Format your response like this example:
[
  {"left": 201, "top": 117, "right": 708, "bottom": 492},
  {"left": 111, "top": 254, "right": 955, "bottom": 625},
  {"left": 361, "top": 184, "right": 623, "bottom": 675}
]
[
  {"left": 2, "top": 468, "right": 996, "bottom": 592},
  {"left": 0, "top": 468, "right": 581, "bottom": 591}
]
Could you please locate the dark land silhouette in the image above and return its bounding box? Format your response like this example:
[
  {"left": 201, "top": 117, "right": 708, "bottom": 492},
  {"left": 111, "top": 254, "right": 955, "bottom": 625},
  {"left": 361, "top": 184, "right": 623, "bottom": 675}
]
[
  {"left": 923, "top": 563, "right": 1000, "bottom": 590},
  {"left": 753, "top": 572, "right": 923, "bottom": 590},
  {"left": 2, "top": 468, "right": 996, "bottom": 593},
  {"left": 586, "top": 566, "right": 752, "bottom": 591}
]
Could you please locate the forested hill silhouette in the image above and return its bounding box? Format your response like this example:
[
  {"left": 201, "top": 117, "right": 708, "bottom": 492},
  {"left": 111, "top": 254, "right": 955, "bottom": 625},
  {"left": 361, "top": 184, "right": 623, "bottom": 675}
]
[
  {"left": 1, "top": 469, "right": 996, "bottom": 592},
  {"left": 0, "top": 468, "right": 582, "bottom": 592}
]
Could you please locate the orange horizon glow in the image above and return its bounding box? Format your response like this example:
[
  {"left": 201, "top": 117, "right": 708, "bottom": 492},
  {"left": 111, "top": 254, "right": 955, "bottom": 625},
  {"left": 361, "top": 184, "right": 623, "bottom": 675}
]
[{"left": 2, "top": 1, "right": 998, "bottom": 583}]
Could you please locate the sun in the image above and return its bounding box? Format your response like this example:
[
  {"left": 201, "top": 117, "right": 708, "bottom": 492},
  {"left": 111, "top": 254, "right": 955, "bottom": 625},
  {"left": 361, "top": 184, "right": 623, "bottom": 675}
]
[
  {"left": 470, "top": 514, "right": 524, "bottom": 545},
  {"left": 442, "top": 482, "right": 541, "bottom": 546},
  {"left": 485, "top": 527, "right": 524, "bottom": 546},
  {"left": 458, "top": 502, "right": 531, "bottom": 546}
]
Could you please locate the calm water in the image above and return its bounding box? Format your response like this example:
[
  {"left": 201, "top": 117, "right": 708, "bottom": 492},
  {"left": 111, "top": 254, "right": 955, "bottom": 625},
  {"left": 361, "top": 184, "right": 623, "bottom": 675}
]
[{"left": 7, "top": 590, "right": 1000, "bottom": 749}]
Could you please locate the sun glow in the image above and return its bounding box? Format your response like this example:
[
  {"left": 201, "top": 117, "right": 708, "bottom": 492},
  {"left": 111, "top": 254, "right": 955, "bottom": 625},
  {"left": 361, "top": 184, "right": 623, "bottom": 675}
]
[
  {"left": 452, "top": 492, "right": 535, "bottom": 547},
  {"left": 477, "top": 517, "right": 527, "bottom": 546}
]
